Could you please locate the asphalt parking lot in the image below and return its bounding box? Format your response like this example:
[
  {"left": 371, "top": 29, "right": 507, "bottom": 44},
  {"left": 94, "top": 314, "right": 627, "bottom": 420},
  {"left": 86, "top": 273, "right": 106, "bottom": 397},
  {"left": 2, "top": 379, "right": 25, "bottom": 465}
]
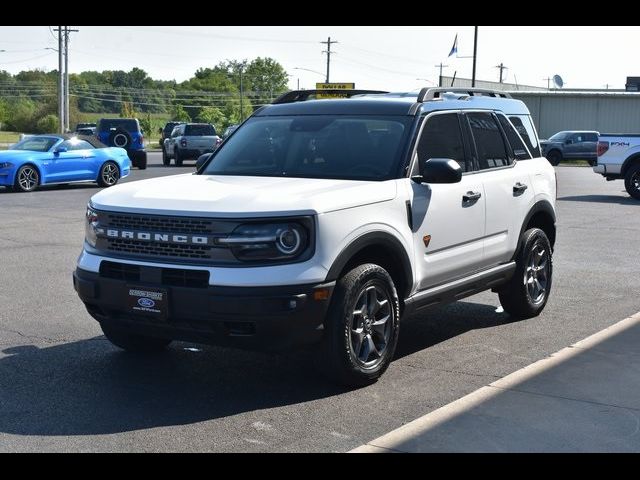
[{"left": 0, "top": 154, "right": 639, "bottom": 452}]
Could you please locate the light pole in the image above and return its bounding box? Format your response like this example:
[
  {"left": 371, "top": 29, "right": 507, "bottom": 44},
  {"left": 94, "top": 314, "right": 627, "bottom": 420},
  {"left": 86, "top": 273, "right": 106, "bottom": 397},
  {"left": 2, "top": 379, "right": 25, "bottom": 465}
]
[
  {"left": 416, "top": 78, "right": 435, "bottom": 85},
  {"left": 293, "top": 67, "right": 325, "bottom": 89}
]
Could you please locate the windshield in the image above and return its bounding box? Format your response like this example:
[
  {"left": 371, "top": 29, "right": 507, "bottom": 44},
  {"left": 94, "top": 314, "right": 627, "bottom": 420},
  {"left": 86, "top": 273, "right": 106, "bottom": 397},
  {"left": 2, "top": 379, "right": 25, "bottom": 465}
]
[
  {"left": 201, "top": 115, "right": 410, "bottom": 181},
  {"left": 98, "top": 119, "right": 139, "bottom": 133},
  {"left": 548, "top": 131, "right": 570, "bottom": 142},
  {"left": 11, "top": 136, "right": 59, "bottom": 152},
  {"left": 186, "top": 124, "right": 216, "bottom": 136}
]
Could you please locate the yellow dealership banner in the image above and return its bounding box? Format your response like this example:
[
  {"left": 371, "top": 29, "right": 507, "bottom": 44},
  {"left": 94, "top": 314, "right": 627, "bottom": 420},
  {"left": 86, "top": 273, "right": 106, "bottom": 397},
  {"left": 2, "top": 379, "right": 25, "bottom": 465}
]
[{"left": 316, "top": 83, "right": 355, "bottom": 98}]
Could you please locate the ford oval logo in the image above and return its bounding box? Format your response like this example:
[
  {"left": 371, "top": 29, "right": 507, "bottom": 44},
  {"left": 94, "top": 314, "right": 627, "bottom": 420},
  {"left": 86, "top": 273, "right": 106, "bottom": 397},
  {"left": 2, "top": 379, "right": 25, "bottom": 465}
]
[{"left": 138, "top": 297, "right": 155, "bottom": 308}]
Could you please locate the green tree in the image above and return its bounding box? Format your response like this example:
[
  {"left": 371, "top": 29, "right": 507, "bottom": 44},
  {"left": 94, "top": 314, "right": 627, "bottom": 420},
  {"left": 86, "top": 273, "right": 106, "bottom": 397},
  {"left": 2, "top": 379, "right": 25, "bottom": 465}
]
[
  {"left": 172, "top": 104, "right": 191, "bottom": 122},
  {"left": 120, "top": 101, "right": 137, "bottom": 118},
  {"left": 35, "top": 114, "right": 59, "bottom": 134},
  {"left": 244, "top": 57, "right": 289, "bottom": 107},
  {"left": 196, "top": 106, "right": 225, "bottom": 130},
  {"left": 139, "top": 114, "right": 156, "bottom": 139},
  {"left": 6, "top": 98, "right": 36, "bottom": 132},
  {"left": 0, "top": 98, "right": 8, "bottom": 130}
]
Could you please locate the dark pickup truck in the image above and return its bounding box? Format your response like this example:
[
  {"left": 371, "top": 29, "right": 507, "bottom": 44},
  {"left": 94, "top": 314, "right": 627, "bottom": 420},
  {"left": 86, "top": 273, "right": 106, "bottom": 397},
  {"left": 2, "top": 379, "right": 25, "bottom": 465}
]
[{"left": 540, "top": 130, "right": 598, "bottom": 166}]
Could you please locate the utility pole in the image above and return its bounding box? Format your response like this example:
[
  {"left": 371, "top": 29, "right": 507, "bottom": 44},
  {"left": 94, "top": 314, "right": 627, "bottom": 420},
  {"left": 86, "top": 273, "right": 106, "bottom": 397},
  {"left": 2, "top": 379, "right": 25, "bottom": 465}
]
[
  {"left": 56, "top": 26, "right": 64, "bottom": 134},
  {"left": 63, "top": 27, "right": 79, "bottom": 132},
  {"left": 321, "top": 36, "right": 338, "bottom": 83},
  {"left": 239, "top": 65, "right": 244, "bottom": 122},
  {"left": 543, "top": 77, "right": 551, "bottom": 89},
  {"left": 471, "top": 26, "right": 478, "bottom": 87},
  {"left": 495, "top": 63, "right": 508, "bottom": 83},
  {"left": 435, "top": 62, "right": 449, "bottom": 87}
]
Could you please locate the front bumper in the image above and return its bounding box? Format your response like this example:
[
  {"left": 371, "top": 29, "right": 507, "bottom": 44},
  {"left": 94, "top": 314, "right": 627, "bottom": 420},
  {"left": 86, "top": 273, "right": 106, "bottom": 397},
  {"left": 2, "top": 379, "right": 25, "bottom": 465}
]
[{"left": 73, "top": 267, "right": 334, "bottom": 351}]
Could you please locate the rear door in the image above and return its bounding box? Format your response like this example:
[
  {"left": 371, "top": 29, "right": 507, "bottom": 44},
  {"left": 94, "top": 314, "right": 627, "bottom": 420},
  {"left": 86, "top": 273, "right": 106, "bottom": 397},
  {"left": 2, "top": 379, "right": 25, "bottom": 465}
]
[
  {"left": 409, "top": 111, "right": 486, "bottom": 289},
  {"left": 465, "top": 111, "right": 535, "bottom": 267}
]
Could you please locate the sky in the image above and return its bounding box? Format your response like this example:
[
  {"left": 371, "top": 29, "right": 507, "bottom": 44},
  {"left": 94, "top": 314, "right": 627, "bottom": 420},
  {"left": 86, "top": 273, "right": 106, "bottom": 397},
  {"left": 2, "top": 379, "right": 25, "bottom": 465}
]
[{"left": 0, "top": 26, "right": 636, "bottom": 91}]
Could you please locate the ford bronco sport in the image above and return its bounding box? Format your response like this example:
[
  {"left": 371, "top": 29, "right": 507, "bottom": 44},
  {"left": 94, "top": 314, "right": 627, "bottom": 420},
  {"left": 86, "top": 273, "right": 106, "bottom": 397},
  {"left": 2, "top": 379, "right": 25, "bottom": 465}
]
[{"left": 74, "top": 88, "right": 557, "bottom": 387}]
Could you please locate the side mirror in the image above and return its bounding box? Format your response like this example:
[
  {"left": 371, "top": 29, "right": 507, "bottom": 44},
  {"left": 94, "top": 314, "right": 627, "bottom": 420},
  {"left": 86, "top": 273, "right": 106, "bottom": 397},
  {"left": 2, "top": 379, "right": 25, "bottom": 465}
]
[
  {"left": 412, "top": 158, "right": 462, "bottom": 184},
  {"left": 195, "top": 153, "right": 210, "bottom": 171},
  {"left": 54, "top": 146, "right": 68, "bottom": 155}
]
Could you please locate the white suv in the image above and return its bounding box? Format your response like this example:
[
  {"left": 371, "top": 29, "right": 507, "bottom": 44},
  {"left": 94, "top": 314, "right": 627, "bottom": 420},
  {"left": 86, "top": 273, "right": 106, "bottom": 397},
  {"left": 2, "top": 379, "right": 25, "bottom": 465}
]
[{"left": 73, "top": 88, "right": 557, "bottom": 387}]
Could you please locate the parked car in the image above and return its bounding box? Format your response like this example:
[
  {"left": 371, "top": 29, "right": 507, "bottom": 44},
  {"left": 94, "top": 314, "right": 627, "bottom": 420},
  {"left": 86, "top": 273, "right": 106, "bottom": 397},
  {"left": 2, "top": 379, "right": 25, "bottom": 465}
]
[
  {"left": 222, "top": 124, "right": 239, "bottom": 139},
  {"left": 163, "top": 123, "right": 221, "bottom": 166},
  {"left": 75, "top": 122, "right": 97, "bottom": 135},
  {"left": 158, "top": 121, "right": 185, "bottom": 156},
  {"left": 540, "top": 130, "right": 598, "bottom": 166},
  {"left": 594, "top": 133, "right": 640, "bottom": 199},
  {"left": 74, "top": 87, "right": 556, "bottom": 387},
  {"left": 0, "top": 134, "right": 130, "bottom": 192},
  {"left": 95, "top": 118, "right": 147, "bottom": 169}
]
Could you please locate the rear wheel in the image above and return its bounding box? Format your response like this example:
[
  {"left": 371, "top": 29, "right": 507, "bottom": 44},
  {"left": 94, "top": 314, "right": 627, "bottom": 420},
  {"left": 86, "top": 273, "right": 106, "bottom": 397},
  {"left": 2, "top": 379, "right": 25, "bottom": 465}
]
[
  {"left": 14, "top": 164, "right": 39, "bottom": 192},
  {"left": 498, "top": 228, "right": 553, "bottom": 319},
  {"left": 97, "top": 161, "right": 120, "bottom": 187},
  {"left": 624, "top": 163, "right": 640, "bottom": 200},
  {"left": 317, "top": 263, "right": 400, "bottom": 387},
  {"left": 546, "top": 150, "right": 562, "bottom": 166},
  {"left": 101, "top": 323, "right": 172, "bottom": 352}
]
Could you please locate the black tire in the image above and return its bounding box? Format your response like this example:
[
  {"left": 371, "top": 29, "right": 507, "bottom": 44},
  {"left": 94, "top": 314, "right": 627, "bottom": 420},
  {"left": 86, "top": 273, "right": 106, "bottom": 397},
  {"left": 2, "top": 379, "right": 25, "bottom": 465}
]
[
  {"left": 546, "top": 150, "right": 562, "bottom": 166},
  {"left": 101, "top": 323, "right": 171, "bottom": 353},
  {"left": 14, "top": 164, "right": 40, "bottom": 192},
  {"left": 498, "top": 228, "right": 553, "bottom": 319},
  {"left": 317, "top": 263, "right": 400, "bottom": 387},
  {"left": 624, "top": 163, "right": 640, "bottom": 200},
  {"left": 108, "top": 128, "right": 132, "bottom": 149},
  {"left": 162, "top": 146, "right": 170, "bottom": 166},
  {"left": 136, "top": 151, "right": 147, "bottom": 170},
  {"left": 174, "top": 148, "right": 183, "bottom": 166},
  {"left": 97, "top": 161, "right": 120, "bottom": 187}
]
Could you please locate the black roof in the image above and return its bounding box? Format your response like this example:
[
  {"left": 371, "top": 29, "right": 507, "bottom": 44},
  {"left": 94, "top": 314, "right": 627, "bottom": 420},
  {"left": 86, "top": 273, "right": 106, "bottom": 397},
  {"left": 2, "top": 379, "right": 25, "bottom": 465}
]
[{"left": 255, "top": 97, "right": 416, "bottom": 117}]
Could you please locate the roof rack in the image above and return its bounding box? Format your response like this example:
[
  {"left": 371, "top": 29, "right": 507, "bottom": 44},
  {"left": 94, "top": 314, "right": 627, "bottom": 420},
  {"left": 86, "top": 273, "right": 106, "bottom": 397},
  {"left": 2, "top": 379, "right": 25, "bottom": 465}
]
[
  {"left": 272, "top": 89, "right": 389, "bottom": 104},
  {"left": 416, "top": 87, "right": 512, "bottom": 103}
]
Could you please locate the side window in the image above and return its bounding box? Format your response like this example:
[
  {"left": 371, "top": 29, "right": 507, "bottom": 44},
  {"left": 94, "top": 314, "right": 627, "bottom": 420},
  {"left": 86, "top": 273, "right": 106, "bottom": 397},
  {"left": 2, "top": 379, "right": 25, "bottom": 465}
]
[
  {"left": 509, "top": 115, "right": 541, "bottom": 157},
  {"left": 467, "top": 112, "right": 510, "bottom": 170},
  {"left": 416, "top": 113, "right": 468, "bottom": 172},
  {"left": 497, "top": 114, "right": 531, "bottom": 160},
  {"left": 59, "top": 140, "right": 95, "bottom": 151},
  {"left": 573, "top": 134, "right": 583, "bottom": 143},
  {"left": 585, "top": 133, "right": 598, "bottom": 142}
]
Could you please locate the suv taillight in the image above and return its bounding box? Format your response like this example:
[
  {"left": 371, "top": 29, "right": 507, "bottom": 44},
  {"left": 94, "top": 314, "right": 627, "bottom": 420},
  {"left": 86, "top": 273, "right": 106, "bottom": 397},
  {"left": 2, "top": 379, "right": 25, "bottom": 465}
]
[
  {"left": 597, "top": 141, "right": 609, "bottom": 157},
  {"left": 180, "top": 138, "right": 187, "bottom": 147}
]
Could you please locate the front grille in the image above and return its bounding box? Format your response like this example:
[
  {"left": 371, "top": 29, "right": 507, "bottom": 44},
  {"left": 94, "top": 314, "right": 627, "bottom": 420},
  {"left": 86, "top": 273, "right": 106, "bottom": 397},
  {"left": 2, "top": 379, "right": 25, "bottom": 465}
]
[
  {"left": 99, "top": 261, "right": 209, "bottom": 288},
  {"left": 95, "top": 211, "right": 239, "bottom": 263},
  {"left": 107, "top": 239, "right": 210, "bottom": 259},
  {"left": 106, "top": 213, "right": 216, "bottom": 234}
]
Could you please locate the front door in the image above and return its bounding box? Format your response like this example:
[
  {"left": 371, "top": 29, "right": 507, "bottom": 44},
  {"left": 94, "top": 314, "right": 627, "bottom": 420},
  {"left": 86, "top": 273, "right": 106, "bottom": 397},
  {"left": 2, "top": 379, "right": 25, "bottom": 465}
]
[{"left": 409, "top": 112, "right": 486, "bottom": 291}]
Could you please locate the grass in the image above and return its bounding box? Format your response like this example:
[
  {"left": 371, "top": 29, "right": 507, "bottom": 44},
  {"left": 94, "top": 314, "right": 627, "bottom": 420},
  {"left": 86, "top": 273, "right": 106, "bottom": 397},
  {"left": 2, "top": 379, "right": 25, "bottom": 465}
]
[
  {"left": 560, "top": 159, "right": 592, "bottom": 166},
  {"left": 0, "top": 131, "right": 20, "bottom": 144}
]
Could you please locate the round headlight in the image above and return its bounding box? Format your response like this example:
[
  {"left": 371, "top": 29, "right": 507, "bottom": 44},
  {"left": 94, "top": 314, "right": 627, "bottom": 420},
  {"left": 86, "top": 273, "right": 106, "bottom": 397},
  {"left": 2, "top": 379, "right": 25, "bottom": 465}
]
[{"left": 276, "top": 226, "right": 302, "bottom": 254}]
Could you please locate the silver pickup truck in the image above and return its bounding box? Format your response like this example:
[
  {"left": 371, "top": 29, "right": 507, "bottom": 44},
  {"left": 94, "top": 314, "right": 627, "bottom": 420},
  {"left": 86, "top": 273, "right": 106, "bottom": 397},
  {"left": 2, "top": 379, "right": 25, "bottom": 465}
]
[
  {"left": 594, "top": 133, "right": 640, "bottom": 199},
  {"left": 163, "top": 123, "right": 221, "bottom": 166}
]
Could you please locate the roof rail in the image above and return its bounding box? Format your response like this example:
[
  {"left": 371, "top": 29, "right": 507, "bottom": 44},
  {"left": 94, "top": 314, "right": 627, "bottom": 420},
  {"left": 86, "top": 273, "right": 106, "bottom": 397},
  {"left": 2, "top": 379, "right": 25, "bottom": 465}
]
[
  {"left": 417, "top": 87, "right": 512, "bottom": 103},
  {"left": 272, "top": 89, "right": 389, "bottom": 104}
]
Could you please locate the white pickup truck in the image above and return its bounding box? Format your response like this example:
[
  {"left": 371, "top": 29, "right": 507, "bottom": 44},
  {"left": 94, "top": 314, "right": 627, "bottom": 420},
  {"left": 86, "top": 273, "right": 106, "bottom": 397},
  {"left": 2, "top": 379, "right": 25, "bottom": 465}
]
[{"left": 595, "top": 134, "right": 640, "bottom": 199}]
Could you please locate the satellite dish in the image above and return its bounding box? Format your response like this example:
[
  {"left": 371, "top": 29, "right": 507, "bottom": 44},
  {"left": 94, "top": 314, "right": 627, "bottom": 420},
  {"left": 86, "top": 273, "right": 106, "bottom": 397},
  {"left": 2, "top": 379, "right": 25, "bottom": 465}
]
[{"left": 553, "top": 74, "right": 564, "bottom": 88}]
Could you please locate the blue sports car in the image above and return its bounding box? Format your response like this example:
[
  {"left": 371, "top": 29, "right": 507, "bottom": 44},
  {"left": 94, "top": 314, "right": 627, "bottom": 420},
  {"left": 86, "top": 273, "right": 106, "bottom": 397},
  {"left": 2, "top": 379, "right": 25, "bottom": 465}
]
[{"left": 0, "top": 134, "right": 131, "bottom": 192}]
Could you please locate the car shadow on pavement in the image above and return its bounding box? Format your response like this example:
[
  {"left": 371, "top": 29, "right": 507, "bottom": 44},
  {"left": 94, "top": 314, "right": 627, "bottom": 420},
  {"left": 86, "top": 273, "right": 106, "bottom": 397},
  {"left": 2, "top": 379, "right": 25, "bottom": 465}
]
[
  {"left": 0, "top": 337, "right": 346, "bottom": 436},
  {"left": 558, "top": 194, "right": 638, "bottom": 205},
  {"left": 0, "top": 300, "right": 514, "bottom": 437},
  {"left": 395, "top": 300, "right": 521, "bottom": 360}
]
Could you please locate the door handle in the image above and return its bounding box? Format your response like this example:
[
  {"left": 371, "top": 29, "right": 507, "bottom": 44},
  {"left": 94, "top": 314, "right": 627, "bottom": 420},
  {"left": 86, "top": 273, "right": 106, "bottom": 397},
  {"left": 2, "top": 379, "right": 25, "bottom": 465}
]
[
  {"left": 462, "top": 191, "right": 482, "bottom": 203},
  {"left": 513, "top": 182, "right": 528, "bottom": 194}
]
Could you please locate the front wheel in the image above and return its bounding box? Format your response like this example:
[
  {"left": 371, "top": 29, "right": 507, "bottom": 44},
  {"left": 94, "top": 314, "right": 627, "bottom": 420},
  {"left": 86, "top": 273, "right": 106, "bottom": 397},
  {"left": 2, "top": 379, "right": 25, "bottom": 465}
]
[
  {"left": 498, "top": 228, "right": 553, "bottom": 319},
  {"left": 317, "top": 263, "right": 400, "bottom": 387},
  {"left": 101, "top": 323, "right": 172, "bottom": 352},
  {"left": 162, "top": 146, "right": 170, "bottom": 166},
  {"left": 97, "top": 161, "right": 120, "bottom": 187},
  {"left": 14, "top": 164, "right": 39, "bottom": 192},
  {"left": 624, "top": 163, "right": 640, "bottom": 200}
]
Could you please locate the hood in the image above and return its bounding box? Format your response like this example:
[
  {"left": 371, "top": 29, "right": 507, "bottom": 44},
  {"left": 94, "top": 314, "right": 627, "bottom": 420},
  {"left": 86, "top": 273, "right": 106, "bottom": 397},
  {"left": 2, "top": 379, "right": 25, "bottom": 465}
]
[{"left": 90, "top": 174, "right": 398, "bottom": 218}]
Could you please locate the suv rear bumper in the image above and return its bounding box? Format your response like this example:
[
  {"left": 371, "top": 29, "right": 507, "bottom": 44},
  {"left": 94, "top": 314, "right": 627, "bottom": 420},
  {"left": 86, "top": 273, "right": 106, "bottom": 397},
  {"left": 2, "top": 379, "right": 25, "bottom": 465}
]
[
  {"left": 73, "top": 268, "right": 334, "bottom": 351},
  {"left": 179, "top": 148, "right": 214, "bottom": 159}
]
